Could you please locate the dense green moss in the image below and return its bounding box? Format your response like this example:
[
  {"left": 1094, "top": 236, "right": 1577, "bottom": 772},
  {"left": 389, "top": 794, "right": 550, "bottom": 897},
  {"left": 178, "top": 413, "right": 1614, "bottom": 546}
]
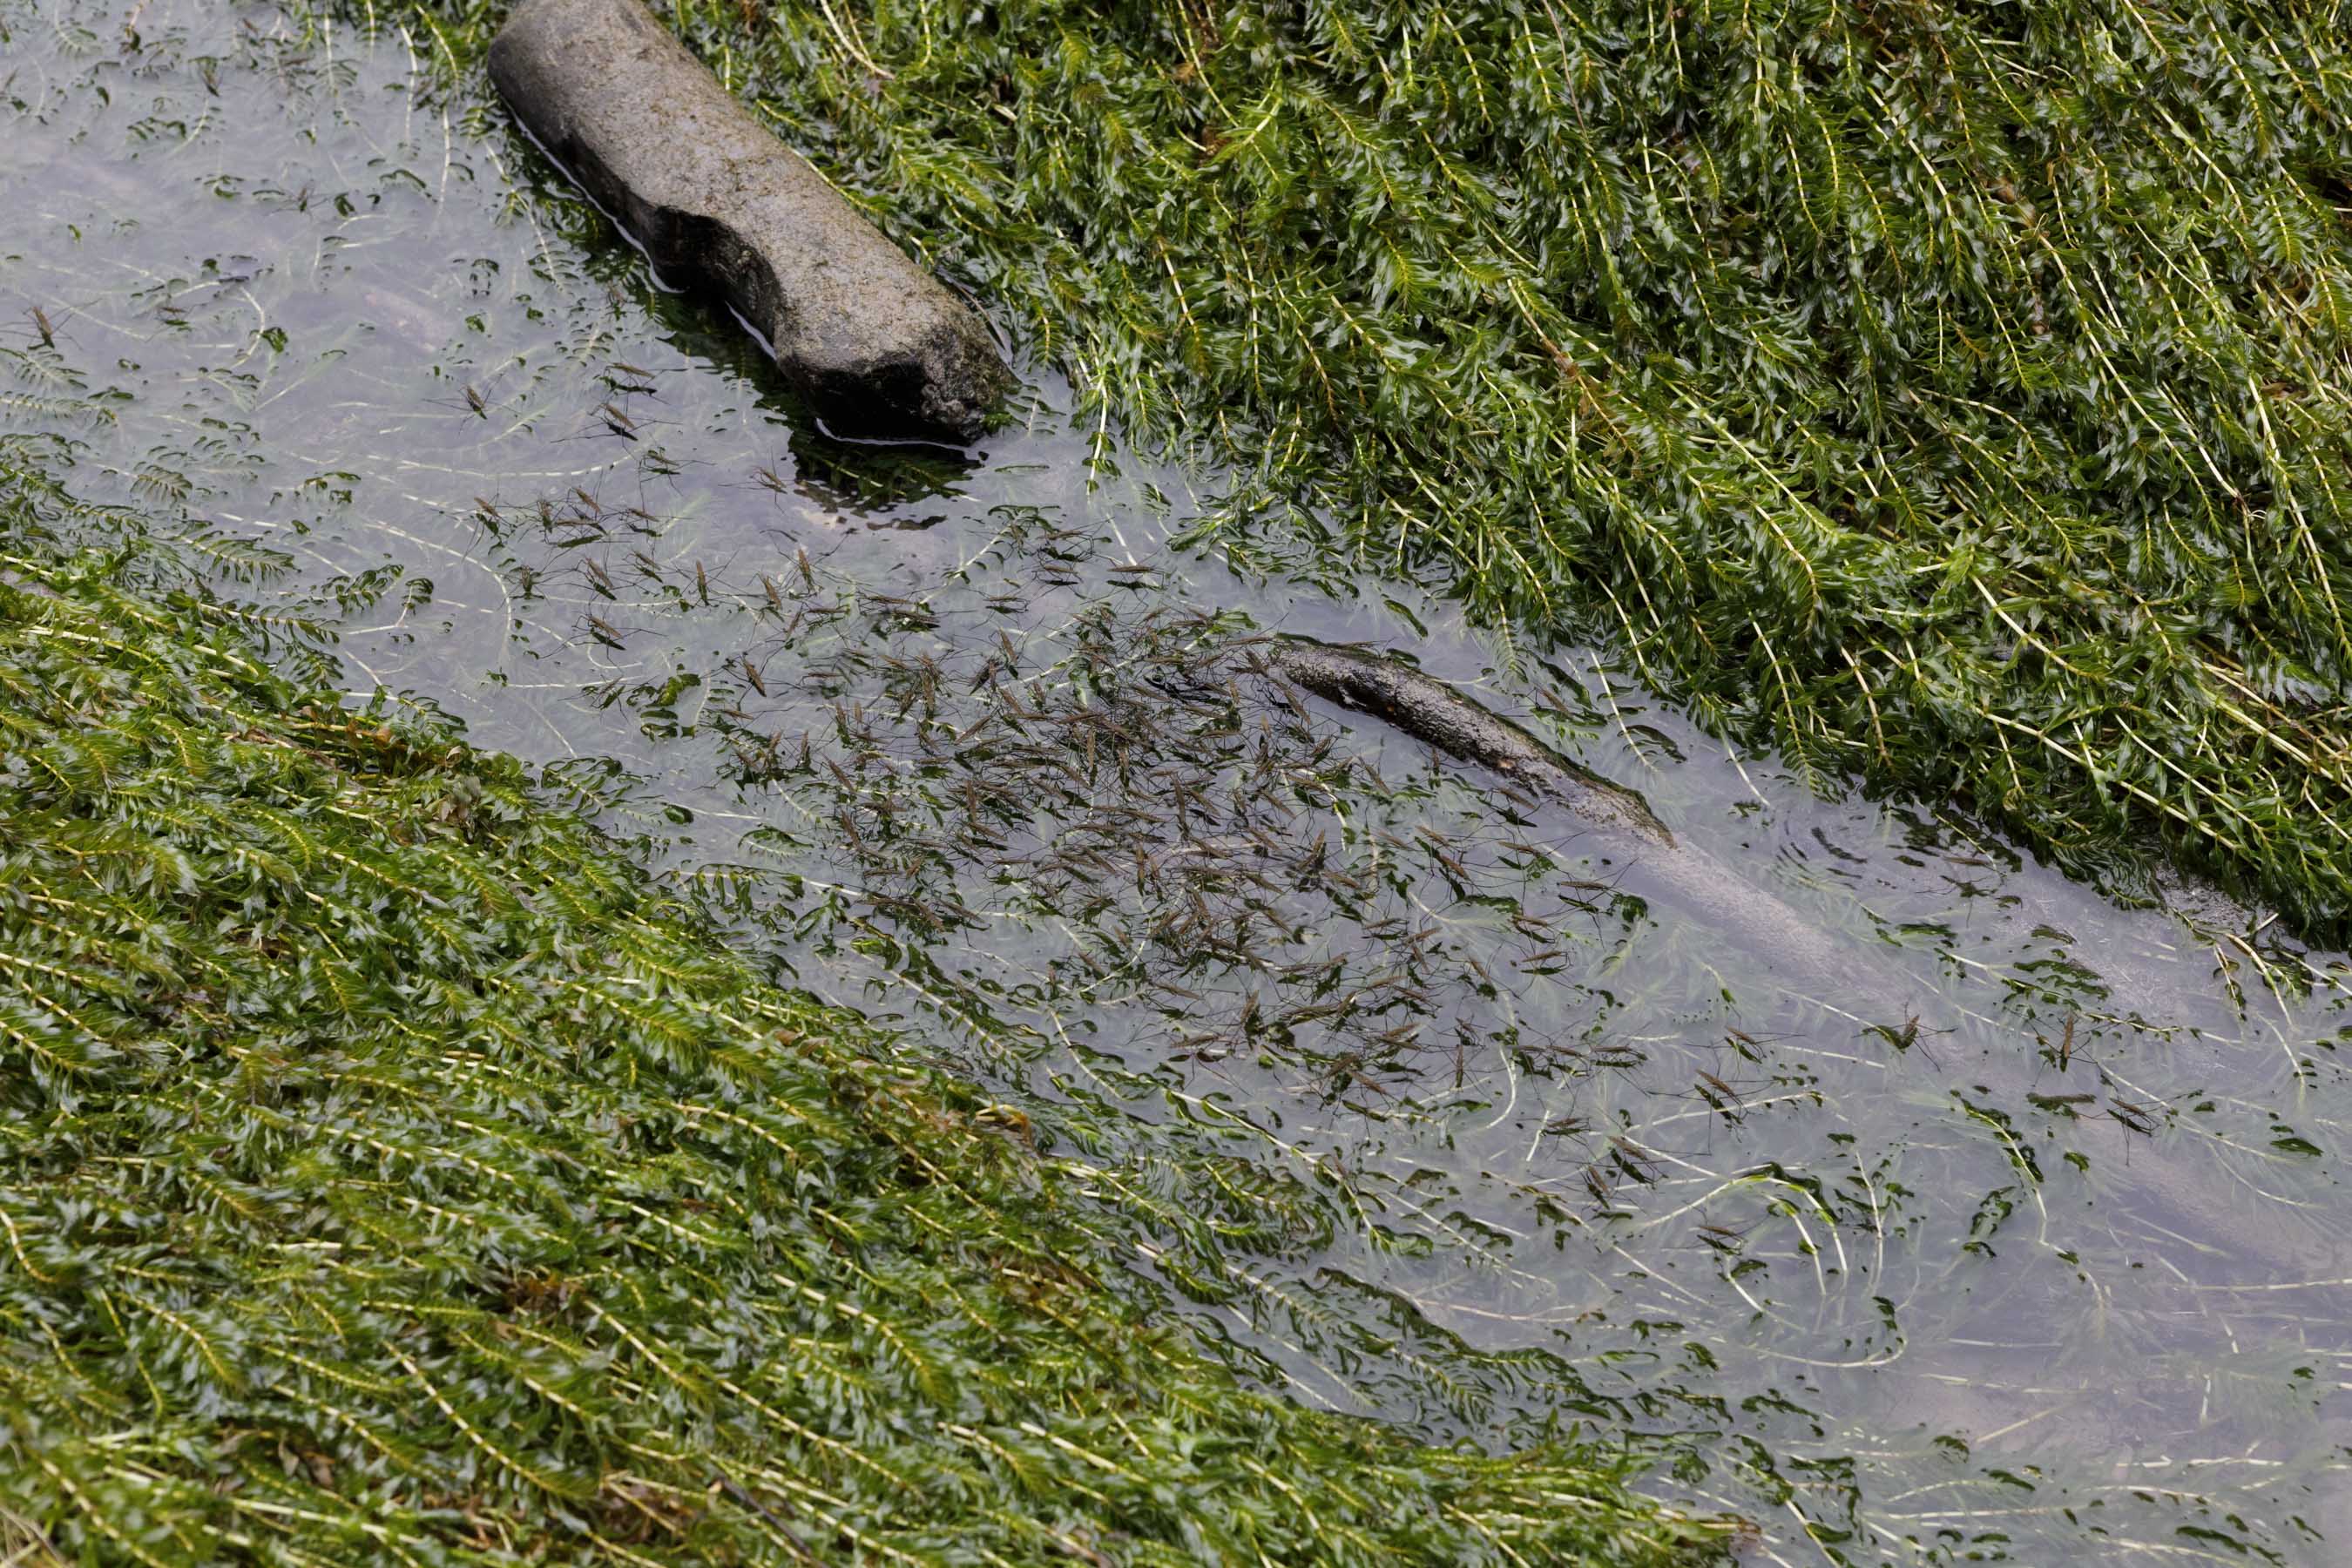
[
  {"left": 497, "top": 0, "right": 2352, "bottom": 930},
  {"left": 0, "top": 470, "right": 1725, "bottom": 1563}
]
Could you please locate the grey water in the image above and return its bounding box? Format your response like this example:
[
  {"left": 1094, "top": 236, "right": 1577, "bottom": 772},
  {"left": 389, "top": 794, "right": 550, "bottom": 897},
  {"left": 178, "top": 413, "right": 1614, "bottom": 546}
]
[{"left": 4, "top": 0, "right": 2349, "bottom": 1560}]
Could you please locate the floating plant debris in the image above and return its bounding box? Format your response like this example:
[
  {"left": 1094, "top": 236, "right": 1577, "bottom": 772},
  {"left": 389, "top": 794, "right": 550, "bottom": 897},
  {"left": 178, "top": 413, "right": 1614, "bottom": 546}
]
[{"left": 4, "top": 2, "right": 2351, "bottom": 1561}]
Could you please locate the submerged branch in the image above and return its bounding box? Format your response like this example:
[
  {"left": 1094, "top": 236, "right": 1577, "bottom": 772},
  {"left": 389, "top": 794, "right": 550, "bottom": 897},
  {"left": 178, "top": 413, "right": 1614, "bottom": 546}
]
[{"left": 1260, "top": 634, "right": 1903, "bottom": 1013}]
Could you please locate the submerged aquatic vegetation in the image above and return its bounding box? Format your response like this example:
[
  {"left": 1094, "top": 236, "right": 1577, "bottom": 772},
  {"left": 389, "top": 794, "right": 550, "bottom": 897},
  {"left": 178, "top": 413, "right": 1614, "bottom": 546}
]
[
  {"left": 430, "top": 0, "right": 2352, "bottom": 931},
  {"left": 0, "top": 472, "right": 1729, "bottom": 1563},
  {"left": 13, "top": 1, "right": 2352, "bottom": 1556}
]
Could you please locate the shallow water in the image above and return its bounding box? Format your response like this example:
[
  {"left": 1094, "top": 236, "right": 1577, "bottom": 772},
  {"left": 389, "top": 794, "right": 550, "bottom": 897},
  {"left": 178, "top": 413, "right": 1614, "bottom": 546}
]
[{"left": 5, "top": 1, "right": 2351, "bottom": 1560}]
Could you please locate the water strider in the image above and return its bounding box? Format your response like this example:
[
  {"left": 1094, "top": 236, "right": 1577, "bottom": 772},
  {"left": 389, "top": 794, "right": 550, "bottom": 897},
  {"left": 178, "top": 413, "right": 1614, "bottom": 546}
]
[{"left": 4, "top": 0, "right": 2349, "bottom": 1559}]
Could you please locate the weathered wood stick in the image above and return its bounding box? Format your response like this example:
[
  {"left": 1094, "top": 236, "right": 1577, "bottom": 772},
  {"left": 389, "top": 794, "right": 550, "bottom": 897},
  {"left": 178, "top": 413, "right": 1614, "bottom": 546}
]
[
  {"left": 1261, "top": 636, "right": 1908, "bottom": 1011},
  {"left": 488, "top": 0, "right": 1011, "bottom": 442},
  {"left": 1259, "top": 635, "right": 1675, "bottom": 845}
]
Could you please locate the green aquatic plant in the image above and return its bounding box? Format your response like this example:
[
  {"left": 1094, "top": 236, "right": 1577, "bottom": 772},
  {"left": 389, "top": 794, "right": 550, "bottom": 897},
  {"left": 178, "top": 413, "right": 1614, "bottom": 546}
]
[
  {"left": 0, "top": 467, "right": 1727, "bottom": 1564},
  {"left": 432, "top": 0, "right": 2352, "bottom": 931}
]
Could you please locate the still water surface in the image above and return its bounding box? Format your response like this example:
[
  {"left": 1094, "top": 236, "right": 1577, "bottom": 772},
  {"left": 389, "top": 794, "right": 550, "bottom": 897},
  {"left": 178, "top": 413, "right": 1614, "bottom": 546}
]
[{"left": 5, "top": 1, "right": 2350, "bottom": 1560}]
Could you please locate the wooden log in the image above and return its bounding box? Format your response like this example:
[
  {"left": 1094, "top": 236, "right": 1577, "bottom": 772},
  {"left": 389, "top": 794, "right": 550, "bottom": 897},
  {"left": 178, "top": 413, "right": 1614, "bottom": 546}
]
[{"left": 489, "top": 0, "right": 1011, "bottom": 442}]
